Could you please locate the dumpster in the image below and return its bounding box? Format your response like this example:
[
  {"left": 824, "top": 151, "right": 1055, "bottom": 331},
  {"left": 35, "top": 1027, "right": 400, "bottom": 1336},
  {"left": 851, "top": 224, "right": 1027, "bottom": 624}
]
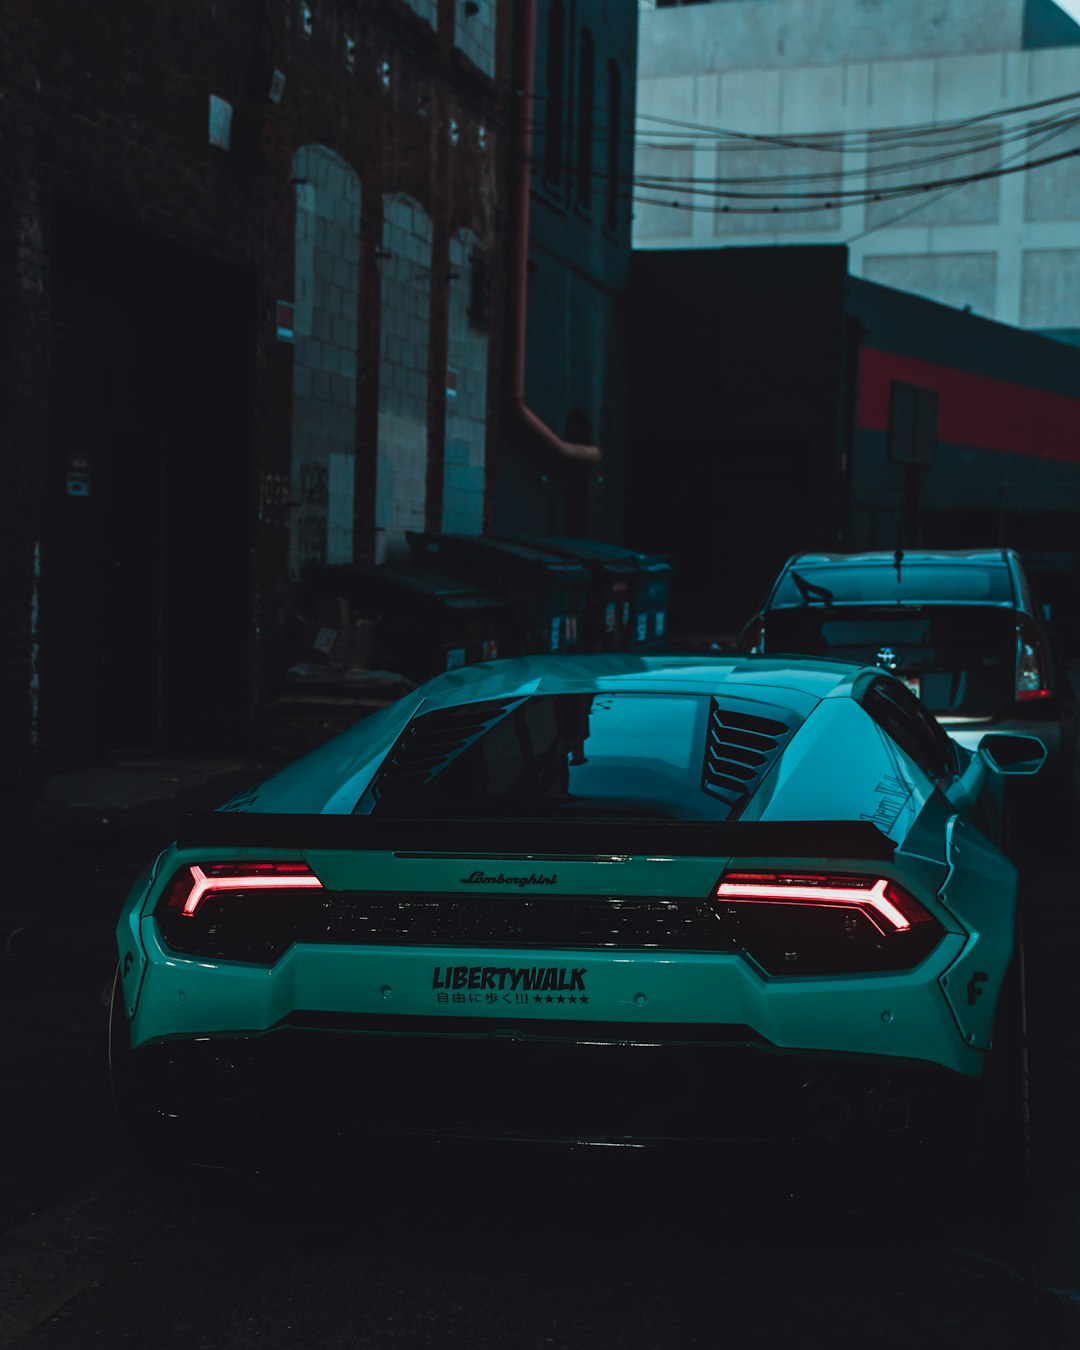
[
  {"left": 524, "top": 538, "right": 673, "bottom": 652},
  {"left": 308, "top": 562, "right": 518, "bottom": 681},
  {"left": 406, "top": 532, "right": 590, "bottom": 655},
  {"left": 515, "top": 536, "right": 638, "bottom": 651}
]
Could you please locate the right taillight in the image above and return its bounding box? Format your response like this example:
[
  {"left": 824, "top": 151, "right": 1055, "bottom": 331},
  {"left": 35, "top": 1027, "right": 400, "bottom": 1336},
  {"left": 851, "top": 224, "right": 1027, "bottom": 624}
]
[
  {"left": 711, "top": 870, "right": 943, "bottom": 976},
  {"left": 1015, "top": 619, "right": 1051, "bottom": 701}
]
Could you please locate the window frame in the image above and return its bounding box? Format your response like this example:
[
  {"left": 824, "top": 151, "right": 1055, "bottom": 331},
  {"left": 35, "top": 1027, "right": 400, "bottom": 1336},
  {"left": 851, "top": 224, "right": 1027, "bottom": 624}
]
[
  {"left": 575, "top": 27, "right": 595, "bottom": 212},
  {"left": 861, "top": 677, "right": 959, "bottom": 783}
]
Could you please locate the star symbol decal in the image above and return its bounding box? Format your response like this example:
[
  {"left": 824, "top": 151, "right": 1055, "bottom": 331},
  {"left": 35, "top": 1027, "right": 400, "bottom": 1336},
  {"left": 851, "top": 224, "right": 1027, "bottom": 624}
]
[
  {"left": 546, "top": 994, "right": 554, "bottom": 1003},
  {"left": 580, "top": 996, "right": 589, "bottom": 1004},
  {"left": 556, "top": 995, "right": 566, "bottom": 1004},
  {"left": 567, "top": 995, "right": 577, "bottom": 1004},
  {"left": 533, "top": 994, "right": 543, "bottom": 1003}
]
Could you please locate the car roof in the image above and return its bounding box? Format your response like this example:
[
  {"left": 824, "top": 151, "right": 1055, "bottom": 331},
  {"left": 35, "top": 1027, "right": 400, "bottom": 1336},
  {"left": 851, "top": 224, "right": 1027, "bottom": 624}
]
[
  {"left": 414, "top": 653, "right": 867, "bottom": 714},
  {"left": 784, "top": 549, "right": 1012, "bottom": 567}
]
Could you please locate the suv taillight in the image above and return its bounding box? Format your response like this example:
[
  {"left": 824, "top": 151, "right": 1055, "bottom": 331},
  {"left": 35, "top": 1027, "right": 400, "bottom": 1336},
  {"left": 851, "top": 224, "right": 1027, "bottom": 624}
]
[
  {"left": 1015, "top": 619, "right": 1051, "bottom": 701},
  {"left": 712, "top": 870, "right": 943, "bottom": 976}
]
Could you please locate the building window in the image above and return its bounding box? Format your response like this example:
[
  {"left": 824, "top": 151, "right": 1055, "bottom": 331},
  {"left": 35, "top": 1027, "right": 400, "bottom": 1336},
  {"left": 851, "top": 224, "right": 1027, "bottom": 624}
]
[
  {"left": 544, "top": 2, "right": 565, "bottom": 186},
  {"left": 576, "top": 29, "right": 594, "bottom": 211},
  {"left": 606, "top": 60, "right": 621, "bottom": 232}
]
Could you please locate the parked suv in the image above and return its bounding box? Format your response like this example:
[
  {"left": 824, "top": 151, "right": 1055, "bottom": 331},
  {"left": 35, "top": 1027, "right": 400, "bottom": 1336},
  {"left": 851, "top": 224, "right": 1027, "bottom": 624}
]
[{"left": 739, "top": 549, "right": 1076, "bottom": 834}]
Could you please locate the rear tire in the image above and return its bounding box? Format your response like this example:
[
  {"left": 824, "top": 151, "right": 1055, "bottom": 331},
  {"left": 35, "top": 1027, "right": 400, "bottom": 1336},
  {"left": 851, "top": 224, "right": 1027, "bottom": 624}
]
[
  {"left": 107, "top": 965, "right": 142, "bottom": 1142},
  {"left": 108, "top": 965, "right": 177, "bottom": 1169},
  {"left": 970, "top": 945, "right": 1029, "bottom": 1221}
]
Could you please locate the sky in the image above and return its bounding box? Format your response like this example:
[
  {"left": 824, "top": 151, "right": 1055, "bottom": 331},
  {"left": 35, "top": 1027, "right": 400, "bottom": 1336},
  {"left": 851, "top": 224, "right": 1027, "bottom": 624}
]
[{"left": 1054, "top": 0, "right": 1080, "bottom": 23}]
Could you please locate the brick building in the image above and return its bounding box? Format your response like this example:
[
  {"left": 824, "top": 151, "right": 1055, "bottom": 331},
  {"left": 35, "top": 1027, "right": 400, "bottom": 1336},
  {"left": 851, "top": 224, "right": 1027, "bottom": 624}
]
[
  {"left": 0, "top": 0, "right": 507, "bottom": 799},
  {"left": 0, "top": 0, "right": 640, "bottom": 801}
]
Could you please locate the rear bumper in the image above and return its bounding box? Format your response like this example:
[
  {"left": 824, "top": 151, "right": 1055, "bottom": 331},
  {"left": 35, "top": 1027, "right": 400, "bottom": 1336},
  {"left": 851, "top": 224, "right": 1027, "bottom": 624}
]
[{"left": 121, "top": 1018, "right": 975, "bottom": 1164}]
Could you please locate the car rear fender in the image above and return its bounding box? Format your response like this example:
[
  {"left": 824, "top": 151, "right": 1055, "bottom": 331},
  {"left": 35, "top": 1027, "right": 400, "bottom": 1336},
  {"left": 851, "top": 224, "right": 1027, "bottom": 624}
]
[
  {"left": 935, "top": 814, "right": 1019, "bottom": 1053},
  {"left": 114, "top": 860, "right": 159, "bottom": 1019}
]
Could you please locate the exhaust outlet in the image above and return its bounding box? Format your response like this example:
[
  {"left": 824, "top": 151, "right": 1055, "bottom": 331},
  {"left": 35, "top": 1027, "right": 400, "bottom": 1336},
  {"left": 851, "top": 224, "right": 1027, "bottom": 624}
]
[
  {"left": 870, "top": 1092, "right": 912, "bottom": 1134},
  {"left": 813, "top": 1091, "right": 852, "bottom": 1131}
]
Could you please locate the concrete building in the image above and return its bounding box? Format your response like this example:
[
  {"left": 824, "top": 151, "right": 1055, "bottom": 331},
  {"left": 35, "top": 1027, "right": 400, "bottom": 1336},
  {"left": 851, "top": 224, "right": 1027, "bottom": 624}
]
[
  {"left": 635, "top": 0, "right": 1080, "bottom": 343},
  {"left": 626, "top": 244, "right": 1080, "bottom": 636}
]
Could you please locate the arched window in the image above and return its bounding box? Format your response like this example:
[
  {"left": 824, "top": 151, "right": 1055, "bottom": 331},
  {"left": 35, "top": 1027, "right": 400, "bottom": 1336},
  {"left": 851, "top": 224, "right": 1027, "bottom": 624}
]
[
  {"left": 543, "top": 2, "right": 565, "bottom": 185},
  {"left": 576, "top": 29, "right": 594, "bottom": 211},
  {"left": 606, "top": 60, "right": 621, "bottom": 232}
]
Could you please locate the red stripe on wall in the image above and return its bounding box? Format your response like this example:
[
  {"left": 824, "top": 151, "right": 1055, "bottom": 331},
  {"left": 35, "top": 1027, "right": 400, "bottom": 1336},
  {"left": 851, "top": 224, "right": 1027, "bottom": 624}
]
[{"left": 858, "top": 347, "right": 1080, "bottom": 464}]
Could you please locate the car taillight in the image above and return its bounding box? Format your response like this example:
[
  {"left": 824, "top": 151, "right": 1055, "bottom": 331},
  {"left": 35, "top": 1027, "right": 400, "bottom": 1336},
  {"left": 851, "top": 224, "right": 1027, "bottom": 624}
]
[
  {"left": 1015, "top": 620, "right": 1051, "bottom": 701},
  {"left": 711, "top": 870, "right": 943, "bottom": 976},
  {"left": 160, "top": 861, "right": 322, "bottom": 918}
]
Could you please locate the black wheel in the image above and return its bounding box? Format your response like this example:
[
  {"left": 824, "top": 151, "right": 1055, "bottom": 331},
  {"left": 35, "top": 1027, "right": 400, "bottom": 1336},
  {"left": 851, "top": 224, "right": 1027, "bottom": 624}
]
[
  {"left": 108, "top": 964, "right": 177, "bottom": 1168},
  {"left": 969, "top": 944, "right": 1029, "bottom": 1221},
  {"left": 107, "top": 964, "right": 141, "bottom": 1139}
]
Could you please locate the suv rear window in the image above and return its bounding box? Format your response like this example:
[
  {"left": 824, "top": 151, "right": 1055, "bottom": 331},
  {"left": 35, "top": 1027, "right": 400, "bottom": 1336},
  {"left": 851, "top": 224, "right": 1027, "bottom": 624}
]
[{"left": 772, "top": 563, "right": 1013, "bottom": 607}]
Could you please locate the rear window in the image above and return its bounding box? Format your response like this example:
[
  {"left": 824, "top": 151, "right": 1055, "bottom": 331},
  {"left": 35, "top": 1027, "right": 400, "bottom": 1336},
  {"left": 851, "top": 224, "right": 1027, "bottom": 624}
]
[
  {"left": 359, "top": 692, "right": 795, "bottom": 821},
  {"left": 772, "top": 563, "right": 1013, "bottom": 608}
]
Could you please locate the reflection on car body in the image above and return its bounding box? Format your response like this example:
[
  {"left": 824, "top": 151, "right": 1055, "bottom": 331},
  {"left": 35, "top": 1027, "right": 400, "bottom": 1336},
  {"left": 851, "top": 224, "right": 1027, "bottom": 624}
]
[{"left": 110, "top": 654, "right": 1040, "bottom": 1167}]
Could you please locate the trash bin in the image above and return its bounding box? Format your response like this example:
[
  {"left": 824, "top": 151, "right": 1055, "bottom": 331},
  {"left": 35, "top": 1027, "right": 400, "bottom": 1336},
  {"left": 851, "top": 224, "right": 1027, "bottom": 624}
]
[
  {"left": 406, "top": 532, "right": 590, "bottom": 655},
  {"left": 515, "top": 536, "right": 638, "bottom": 651},
  {"left": 308, "top": 562, "right": 518, "bottom": 681},
  {"left": 523, "top": 538, "right": 674, "bottom": 652}
]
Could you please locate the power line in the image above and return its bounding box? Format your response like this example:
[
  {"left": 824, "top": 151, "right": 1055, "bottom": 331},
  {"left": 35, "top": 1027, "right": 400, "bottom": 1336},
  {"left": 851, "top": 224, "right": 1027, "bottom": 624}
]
[
  {"left": 844, "top": 116, "right": 1080, "bottom": 242},
  {"left": 528, "top": 134, "right": 1080, "bottom": 215},
  {"left": 624, "top": 86, "right": 1080, "bottom": 148},
  {"left": 629, "top": 111, "right": 1080, "bottom": 189},
  {"left": 522, "top": 85, "right": 1080, "bottom": 160},
  {"left": 626, "top": 138, "right": 1080, "bottom": 213}
]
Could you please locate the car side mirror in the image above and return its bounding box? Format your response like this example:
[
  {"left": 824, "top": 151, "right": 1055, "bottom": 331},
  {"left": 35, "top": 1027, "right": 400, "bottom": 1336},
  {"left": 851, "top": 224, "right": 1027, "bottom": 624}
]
[{"left": 977, "top": 732, "right": 1047, "bottom": 776}]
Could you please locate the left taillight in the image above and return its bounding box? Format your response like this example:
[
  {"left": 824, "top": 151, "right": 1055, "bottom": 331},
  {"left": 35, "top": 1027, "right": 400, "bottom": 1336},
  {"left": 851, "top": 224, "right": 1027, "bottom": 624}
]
[
  {"left": 156, "top": 861, "right": 326, "bottom": 963},
  {"left": 1015, "top": 619, "right": 1052, "bottom": 701},
  {"left": 712, "top": 870, "right": 943, "bottom": 976},
  {"left": 160, "top": 861, "right": 322, "bottom": 918}
]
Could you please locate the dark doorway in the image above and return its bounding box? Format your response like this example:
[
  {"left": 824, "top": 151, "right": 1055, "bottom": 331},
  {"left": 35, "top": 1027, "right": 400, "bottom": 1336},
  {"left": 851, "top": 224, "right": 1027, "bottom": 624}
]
[
  {"left": 44, "top": 205, "right": 256, "bottom": 766},
  {"left": 626, "top": 433, "right": 812, "bottom": 633}
]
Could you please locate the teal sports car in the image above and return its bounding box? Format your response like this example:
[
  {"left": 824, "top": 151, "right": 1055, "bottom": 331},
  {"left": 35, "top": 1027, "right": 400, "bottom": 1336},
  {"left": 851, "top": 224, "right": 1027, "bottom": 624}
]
[{"left": 109, "top": 655, "right": 1044, "bottom": 1166}]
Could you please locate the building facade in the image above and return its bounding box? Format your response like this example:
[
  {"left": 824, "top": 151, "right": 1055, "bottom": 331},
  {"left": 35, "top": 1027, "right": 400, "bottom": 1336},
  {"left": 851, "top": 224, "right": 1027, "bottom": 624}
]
[
  {"left": 627, "top": 244, "right": 1080, "bottom": 636},
  {"left": 0, "top": 0, "right": 640, "bottom": 800},
  {"left": 0, "top": 0, "right": 505, "bottom": 797},
  {"left": 493, "top": 0, "right": 639, "bottom": 541},
  {"left": 636, "top": 0, "right": 1080, "bottom": 344}
]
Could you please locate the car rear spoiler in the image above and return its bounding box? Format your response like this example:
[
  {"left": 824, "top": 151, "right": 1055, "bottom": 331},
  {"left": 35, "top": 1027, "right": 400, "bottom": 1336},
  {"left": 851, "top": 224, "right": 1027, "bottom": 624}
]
[{"left": 177, "top": 813, "right": 895, "bottom": 860}]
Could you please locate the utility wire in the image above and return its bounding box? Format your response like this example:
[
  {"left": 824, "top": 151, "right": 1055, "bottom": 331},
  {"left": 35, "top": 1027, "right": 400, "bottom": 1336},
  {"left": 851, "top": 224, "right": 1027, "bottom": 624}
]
[
  {"left": 626, "top": 140, "right": 1080, "bottom": 213},
  {"left": 844, "top": 115, "right": 1080, "bottom": 242},
  {"left": 529, "top": 133, "right": 1080, "bottom": 214},
  {"left": 573, "top": 85, "right": 1080, "bottom": 148},
  {"left": 629, "top": 111, "right": 1080, "bottom": 188}
]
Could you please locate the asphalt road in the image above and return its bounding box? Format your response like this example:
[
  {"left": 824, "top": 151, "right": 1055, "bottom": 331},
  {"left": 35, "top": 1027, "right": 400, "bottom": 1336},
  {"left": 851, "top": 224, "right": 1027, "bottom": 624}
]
[{"left": 2, "top": 773, "right": 1080, "bottom": 1349}]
